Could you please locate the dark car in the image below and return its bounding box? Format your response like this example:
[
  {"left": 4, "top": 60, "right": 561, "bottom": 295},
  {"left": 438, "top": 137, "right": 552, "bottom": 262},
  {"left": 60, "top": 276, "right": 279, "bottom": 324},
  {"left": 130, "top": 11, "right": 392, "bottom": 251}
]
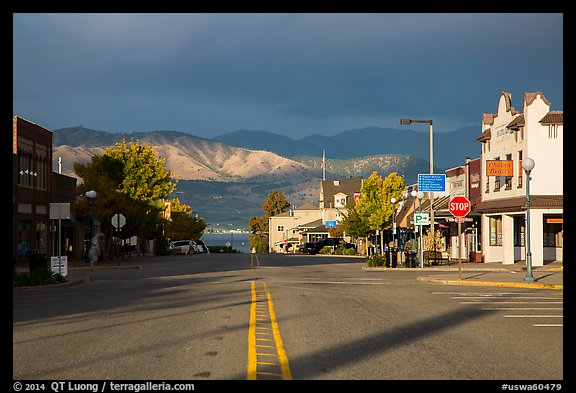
[
  {"left": 301, "top": 238, "right": 356, "bottom": 255},
  {"left": 301, "top": 242, "right": 321, "bottom": 255}
]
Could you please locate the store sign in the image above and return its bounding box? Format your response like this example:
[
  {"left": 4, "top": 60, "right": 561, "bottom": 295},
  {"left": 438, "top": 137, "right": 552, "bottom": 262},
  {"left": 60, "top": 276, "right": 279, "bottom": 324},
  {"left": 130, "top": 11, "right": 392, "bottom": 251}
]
[
  {"left": 414, "top": 213, "right": 430, "bottom": 226},
  {"left": 418, "top": 174, "right": 446, "bottom": 192},
  {"left": 486, "top": 160, "right": 513, "bottom": 176}
]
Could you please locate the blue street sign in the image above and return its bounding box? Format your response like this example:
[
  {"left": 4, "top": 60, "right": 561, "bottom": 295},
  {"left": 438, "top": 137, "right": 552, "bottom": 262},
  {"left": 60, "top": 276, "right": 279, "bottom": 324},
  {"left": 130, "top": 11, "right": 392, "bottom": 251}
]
[
  {"left": 325, "top": 220, "right": 337, "bottom": 228},
  {"left": 418, "top": 174, "right": 446, "bottom": 192}
]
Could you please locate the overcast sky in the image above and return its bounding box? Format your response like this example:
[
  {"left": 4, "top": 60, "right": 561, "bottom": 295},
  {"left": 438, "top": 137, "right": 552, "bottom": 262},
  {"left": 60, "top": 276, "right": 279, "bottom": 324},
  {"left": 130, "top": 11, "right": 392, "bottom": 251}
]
[{"left": 13, "top": 13, "right": 563, "bottom": 139}]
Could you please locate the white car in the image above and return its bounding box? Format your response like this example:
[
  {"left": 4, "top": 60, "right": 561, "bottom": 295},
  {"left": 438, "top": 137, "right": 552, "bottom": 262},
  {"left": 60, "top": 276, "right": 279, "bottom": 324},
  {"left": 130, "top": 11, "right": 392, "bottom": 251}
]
[
  {"left": 194, "top": 239, "right": 209, "bottom": 253},
  {"left": 169, "top": 240, "right": 194, "bottom": 255},
  {"left": 189, "top": 240, "right": 202, "bottom": 254}
]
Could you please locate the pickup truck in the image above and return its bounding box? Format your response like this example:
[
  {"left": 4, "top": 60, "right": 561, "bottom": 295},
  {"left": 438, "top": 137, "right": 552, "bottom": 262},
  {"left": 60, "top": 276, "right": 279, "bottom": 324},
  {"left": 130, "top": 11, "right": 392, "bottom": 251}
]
[{"left": 299, "top": 238, "right": 356, "bottom": 255}]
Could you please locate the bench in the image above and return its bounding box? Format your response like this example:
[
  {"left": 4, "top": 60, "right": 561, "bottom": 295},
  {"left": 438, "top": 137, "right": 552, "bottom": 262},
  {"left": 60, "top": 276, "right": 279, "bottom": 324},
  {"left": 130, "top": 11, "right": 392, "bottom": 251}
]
[{"left": 423, "top": 250, "right": 450, "bottom": 266}]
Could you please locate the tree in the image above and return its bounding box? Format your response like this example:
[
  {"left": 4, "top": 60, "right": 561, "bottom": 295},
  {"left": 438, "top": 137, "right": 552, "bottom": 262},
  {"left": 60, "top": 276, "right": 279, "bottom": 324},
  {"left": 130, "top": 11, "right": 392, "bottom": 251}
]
[
  {"left": 73, "top": 139, "right": 181, "bottom": 258},
  {"left": 104, "top": 139, "right": 176, "bottom": 208},
  {"left": 355, "top": 171, "right": 405, "bottom": 254},
  {"left": 165, "top": 214, "right": 206, "bottom": 241},
  {"left": 340, "top": 204, "right": 370, "bottom": 254},
  {"left": 248, "top": 190, "right": 291, "bottom": 253},
  {"left": 261, "top": 190, "right": 291, "bottom": 217}
]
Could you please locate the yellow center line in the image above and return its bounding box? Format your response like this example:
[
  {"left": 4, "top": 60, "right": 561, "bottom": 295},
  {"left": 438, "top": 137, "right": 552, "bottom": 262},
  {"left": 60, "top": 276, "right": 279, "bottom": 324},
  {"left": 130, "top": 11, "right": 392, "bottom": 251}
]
[
  {"left": 247, "top": 281, "right": 258, "bottom": 380},
  {"left": 263, "top": 281, "right": 293, "bottom": 380},
  {"left": 247, "top": 280, "right": 293, "bottom": 380}
]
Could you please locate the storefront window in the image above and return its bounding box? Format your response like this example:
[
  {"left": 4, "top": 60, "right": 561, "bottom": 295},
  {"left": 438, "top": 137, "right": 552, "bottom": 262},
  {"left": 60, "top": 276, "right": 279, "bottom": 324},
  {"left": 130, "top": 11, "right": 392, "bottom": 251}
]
[
  {"left": 36, "top": 221, "right": 48, "bottom": 255},
  {"left": 514, "top": 216, "right": 525, "bottom": 247},
  {"left": 17, "top": 220, "right": 32, "bottom": 258},
  {"left": 489, "top": 216, "right": 503, "bottom": 246},
  {"left": 543, "top": 215, "right": 563, "bottom": 248}
]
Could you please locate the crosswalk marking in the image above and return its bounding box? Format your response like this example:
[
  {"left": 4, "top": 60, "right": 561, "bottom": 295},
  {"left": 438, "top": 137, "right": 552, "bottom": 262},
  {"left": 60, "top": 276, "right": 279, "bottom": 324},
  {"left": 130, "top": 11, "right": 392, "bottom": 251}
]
[{"left": 431, "top": 290, "right": 563, "bottom": 328}]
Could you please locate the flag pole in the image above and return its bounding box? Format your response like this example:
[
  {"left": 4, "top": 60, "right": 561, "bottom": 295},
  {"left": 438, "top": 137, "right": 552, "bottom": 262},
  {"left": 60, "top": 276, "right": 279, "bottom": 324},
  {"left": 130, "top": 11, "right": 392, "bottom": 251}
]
[{"left": 322, "top": 149, "right": 326, "bottom": 180}]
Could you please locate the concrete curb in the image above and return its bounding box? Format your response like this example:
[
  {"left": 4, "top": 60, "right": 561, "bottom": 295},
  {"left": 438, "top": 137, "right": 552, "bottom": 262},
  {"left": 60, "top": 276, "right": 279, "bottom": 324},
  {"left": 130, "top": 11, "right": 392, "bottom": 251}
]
[
  {"left": 417, "top": 276, "right": 563, "bottom": 291},
  {"left": 69, "top": 264, "right": 143, "bottom": 273},
  {"left": 13, "top": 276, "right": 92, "bottom": 291},
  {"left": 362, "top": 266, "right": 511, "bottom": 272}
]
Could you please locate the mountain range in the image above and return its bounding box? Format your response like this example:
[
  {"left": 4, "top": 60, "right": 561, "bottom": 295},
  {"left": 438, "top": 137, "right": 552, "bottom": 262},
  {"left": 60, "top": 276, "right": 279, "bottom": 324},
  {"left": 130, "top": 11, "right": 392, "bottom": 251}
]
[
  {"left": 214, "top": 125, "right": 481, "bottom": 169},
  {"left": 52, "top": 125, "right": 481, "bottom": 229}
]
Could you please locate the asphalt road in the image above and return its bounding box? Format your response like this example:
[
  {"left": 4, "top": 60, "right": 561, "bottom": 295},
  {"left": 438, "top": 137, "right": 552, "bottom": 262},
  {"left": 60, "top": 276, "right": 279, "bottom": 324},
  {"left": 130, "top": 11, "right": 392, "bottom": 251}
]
[{"left": 13, "top": 253, "right": 563, "bottom": 383}]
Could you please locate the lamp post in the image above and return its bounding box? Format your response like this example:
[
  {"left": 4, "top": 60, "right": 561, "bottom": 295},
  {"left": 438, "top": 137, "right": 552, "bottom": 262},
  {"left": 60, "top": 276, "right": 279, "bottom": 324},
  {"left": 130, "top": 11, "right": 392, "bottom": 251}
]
[
  {"left": 85, "top": 190, "right": 97, "bottom": 263},
  {"left": 417, "top": 191, "right": 424, "bottom": 268},
  {"left": 411, "top": 190, "right": 418, "bottom": 267},
  {"left": 391, "top": 197, "right": 396, "bottom": 267},
  {"left": 522, "top": 158, "right": 535, "bottom": 283},
  {"left": 400, "top": 118, "right": 435, "bottom": 247}
]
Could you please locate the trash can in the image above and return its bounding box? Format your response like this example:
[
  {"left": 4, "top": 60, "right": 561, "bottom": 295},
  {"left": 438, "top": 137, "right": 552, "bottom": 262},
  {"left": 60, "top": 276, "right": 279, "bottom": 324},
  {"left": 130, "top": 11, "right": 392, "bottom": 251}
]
[
  {"left": 405, "top": 252, "right": 416, "bottom": 268},
  {"left": 391, "top": 247, "right": 398, "bottom": 268},
  {"left": 384, "top": 247, "right": 390, "bottom": 267}
]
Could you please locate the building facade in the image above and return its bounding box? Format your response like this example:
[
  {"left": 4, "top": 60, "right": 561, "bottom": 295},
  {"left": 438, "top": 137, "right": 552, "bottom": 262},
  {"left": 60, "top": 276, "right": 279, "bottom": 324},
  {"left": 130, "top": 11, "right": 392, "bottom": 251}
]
[
  {"left": 476, "top": 92, "right": 563, "bottom": 266},
  {"left": 13, "top": 116, "right": 78, "bottom": 263},
  {"left": 268, "top": 179, "right": 362, "bottom": 253},
  {"left": 13, "top": 116, "right": 54, "bottom": 260}
]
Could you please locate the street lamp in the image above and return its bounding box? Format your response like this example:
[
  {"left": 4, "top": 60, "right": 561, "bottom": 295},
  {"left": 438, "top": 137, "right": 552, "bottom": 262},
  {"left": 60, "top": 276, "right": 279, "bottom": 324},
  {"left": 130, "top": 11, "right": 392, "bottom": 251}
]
[
  {"left": 85, "top": 190, "right": 97, "bottom": 263},
  {"left": 417, "top": 191, "right": 424, "bottom": 268},
  {"left": 411, "top": 190, "right": 418, "bottom": 267},
  {"left": 391, "top": 197, "right": 396, "bottom": 267},
  {"left": 400, "top": 118, "right": 435, "bottom": 246},
  {"left": 391, "top": 197, "right": 397, "bottom": 246},
  {"left": 522, "top": 158, "right": 535, "bottom": 283}
]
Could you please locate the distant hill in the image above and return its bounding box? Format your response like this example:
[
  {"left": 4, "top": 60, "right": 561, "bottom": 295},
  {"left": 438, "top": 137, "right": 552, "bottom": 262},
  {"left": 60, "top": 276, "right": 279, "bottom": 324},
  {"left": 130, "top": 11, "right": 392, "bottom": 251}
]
[
  {"left": 214, "top": 125, "right": 481, "bottom": 169},
  {"left": 51, "top": 126, "right": 456, "bottom": 229},
  {"left": 53, "top": 127, "right": 318, "bottom": 183}
]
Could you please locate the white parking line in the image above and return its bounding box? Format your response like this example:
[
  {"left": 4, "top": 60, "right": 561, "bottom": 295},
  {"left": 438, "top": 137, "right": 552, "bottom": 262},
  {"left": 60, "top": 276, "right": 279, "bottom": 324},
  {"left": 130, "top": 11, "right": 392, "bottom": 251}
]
[
  {"left": 452, "top": 296, "right": 563, "bottom": 300},
  {"left": 481, "top": 307, "right": 563, "bottom": 310},
  {"left": 504, "top": 315, "right": 563, "bottom": 318},
  {"left": 460, "top": 301, "right": 563, "bottom": 304}
]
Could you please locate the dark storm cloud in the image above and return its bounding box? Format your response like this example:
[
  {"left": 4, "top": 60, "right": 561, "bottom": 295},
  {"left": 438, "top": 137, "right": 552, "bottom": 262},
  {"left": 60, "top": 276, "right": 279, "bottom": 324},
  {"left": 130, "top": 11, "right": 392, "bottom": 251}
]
[{"left": 13, "top": 13, "right": 563, "bottom": 138}]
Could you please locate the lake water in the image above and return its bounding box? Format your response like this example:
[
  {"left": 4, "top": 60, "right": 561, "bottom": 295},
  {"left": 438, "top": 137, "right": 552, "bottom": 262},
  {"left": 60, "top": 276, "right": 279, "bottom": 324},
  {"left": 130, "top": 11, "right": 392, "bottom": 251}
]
[{"left": 201, "top": 232, "right": 251, "bottom": 253}]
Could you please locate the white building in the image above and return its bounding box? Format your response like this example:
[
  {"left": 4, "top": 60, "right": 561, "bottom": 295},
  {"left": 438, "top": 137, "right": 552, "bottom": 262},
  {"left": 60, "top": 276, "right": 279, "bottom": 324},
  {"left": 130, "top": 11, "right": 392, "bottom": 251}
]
[
  {"left": 476, "top": 92, "right": 563, "bottom": 266},
  {"left": 268, "top": 203, "right": 322, "bottom": 253},
  {"left": 268, "top": 179, "right": 362, "bottom": 253}
]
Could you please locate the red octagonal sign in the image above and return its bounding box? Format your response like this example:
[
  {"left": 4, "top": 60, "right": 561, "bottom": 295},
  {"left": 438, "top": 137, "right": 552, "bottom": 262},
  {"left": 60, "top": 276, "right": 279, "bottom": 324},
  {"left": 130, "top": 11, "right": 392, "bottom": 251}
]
[{"left": 449, "top": 195, "right": 471, "bottom": 217}]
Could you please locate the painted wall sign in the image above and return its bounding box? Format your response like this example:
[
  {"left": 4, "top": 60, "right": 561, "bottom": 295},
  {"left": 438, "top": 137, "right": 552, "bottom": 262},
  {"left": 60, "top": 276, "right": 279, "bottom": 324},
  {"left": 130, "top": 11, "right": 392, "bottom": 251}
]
[{"left": 486, "top": 160, "right": 513, "bottom": 176}]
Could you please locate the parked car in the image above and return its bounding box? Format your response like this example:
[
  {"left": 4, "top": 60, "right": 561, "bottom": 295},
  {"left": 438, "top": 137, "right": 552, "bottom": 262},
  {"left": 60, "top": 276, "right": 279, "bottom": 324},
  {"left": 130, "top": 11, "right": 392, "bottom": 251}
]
[
  {"left": 194, "top": 239, "right": 209, "bottom": 253},
  {"left": 300, "top": 238, "right": 357, "bottom": 255},
  {"left": 301, "top": 242, "right": 321, "bottom": 255},
  {"left": 169, "top": 240, "right": 194, "bottom": 255}
]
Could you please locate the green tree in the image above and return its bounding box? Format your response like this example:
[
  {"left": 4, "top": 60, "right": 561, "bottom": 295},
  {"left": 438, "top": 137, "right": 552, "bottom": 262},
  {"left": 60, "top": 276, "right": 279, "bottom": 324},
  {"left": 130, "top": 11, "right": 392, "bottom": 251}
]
[
  {"left": 74, "top": 155, "right": 137, "bottom": 259},
  {"left": 340, "top": 204, "right": 370, "bottom": 254},
  {"left": 165, "top": 214, "right": 206, "bottom": 241},
  {"left": 248, "top": 190, "right": 291, "bottom": 253},
  {"left": 355, "top": 171, "right": 405, "bottom": 254},
  {"left": 105, "top": 139, "right": 176, "bottom": 208},
  {"left": 73, "top": 139, "right": 181, "bottom": 259}
]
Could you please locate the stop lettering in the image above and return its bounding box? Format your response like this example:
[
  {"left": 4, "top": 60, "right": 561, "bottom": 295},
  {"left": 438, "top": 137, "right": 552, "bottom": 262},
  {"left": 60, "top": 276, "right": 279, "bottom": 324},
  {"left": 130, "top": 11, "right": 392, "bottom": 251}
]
[{"left": 449, "top": 195, "right": 471, "bottom": 217}]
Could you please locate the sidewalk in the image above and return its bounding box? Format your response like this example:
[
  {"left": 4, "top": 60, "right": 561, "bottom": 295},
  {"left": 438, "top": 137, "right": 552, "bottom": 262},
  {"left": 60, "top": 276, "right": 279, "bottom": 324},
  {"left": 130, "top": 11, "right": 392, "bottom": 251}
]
[
  {"left": 13, "top": 256, "right": 149, "bottom": 290},
  {"left": 364, "top": 260, "right": 563, "bottom": 290}
]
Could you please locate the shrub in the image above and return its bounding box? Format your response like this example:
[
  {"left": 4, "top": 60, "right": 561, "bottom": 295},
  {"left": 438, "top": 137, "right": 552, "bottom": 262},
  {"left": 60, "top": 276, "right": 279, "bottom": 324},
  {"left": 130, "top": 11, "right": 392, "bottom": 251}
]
[
  {"left": 13, "top": 267, "right": 66, "bottom": 287},
  {"left": 319, "top": 246, "right": 333, "bottom": 254},
  {"left": 365, "top": 254, "right": 384, "bottom": 267},
  {"left": 344, "top": 248, "right": 357, "bottom": 255}
]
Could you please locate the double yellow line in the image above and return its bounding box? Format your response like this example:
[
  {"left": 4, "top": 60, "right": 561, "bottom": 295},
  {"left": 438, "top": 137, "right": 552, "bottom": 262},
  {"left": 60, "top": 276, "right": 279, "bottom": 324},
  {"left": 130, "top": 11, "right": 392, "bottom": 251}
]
[{"left": 247, "top": 280, "right": 292, "bottom": 380}]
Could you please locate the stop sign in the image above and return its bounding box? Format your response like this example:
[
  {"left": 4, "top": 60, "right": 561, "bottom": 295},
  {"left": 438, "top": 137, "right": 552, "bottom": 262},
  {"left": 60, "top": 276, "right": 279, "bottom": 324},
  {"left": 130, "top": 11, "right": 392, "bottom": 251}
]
[{"left": 449, "top": 195, "right": 471, "bottom": 217}]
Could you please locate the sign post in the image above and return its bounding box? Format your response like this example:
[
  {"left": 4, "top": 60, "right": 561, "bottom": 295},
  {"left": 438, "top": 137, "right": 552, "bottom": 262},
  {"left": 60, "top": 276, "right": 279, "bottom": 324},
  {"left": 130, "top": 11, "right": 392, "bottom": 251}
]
[
  {"left": 50, "top": 203, "right": 70, "bottom": 276},
  {"left": 414, "top": 212, "right": 430, "bottom": 268},
  {"left": 112, "top": 213, "right": 126, "bottom": 265},
  {"left": 449, "top": 196, "right": 471, "bottom": 279}
]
